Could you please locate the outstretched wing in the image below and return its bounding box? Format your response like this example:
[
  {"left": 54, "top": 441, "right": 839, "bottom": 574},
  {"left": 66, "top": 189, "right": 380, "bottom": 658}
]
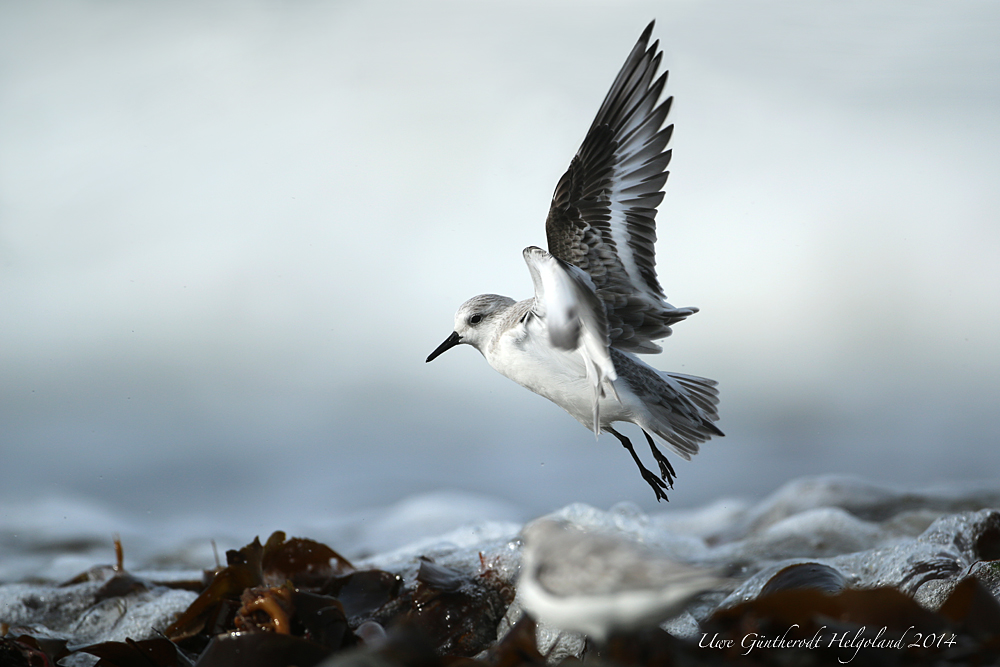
[
  {"left": 545, "top": 21, "right": 696, "bottom": 354},
  {"left": 523, "top": 246, "right": 618, "bottom": 436}
]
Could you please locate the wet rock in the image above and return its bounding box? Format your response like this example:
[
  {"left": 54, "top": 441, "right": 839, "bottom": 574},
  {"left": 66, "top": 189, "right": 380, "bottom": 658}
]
[{"left": 3, "top": 476, "right": 1000, "bottom": 666}]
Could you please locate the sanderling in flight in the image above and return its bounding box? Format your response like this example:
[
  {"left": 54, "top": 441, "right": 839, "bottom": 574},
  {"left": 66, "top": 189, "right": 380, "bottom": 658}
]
[
  {"left": 518, "top": 519, "right": 725, "bottom": 641},
  {"left": 426, "top": 22, "right": 723, "bottom": 501}
]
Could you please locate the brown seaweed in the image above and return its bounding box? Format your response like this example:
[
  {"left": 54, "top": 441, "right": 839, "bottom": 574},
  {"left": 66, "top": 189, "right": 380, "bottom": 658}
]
[
  {"left": 79, "top": 637, "right": 190, "bottom": 667},
  {"left": 13, "top": 527, "right": 1000, "bottom": 667}
]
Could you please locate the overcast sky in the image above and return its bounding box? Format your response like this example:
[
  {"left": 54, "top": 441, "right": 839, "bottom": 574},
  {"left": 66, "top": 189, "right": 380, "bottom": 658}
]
[{"left": 2, "top": 1, "right": 999, "bottom": 531}]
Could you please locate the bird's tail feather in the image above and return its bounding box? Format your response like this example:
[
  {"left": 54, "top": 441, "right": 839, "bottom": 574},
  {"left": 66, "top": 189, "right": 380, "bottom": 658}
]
[{"left": 645, "top": 371, "right": 723, "bottom": 460}]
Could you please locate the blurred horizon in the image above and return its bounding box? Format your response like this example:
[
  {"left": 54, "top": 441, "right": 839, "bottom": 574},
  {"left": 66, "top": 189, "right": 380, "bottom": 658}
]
[{"left": 2, "top": 1, "right": 999, "bottom": 535}]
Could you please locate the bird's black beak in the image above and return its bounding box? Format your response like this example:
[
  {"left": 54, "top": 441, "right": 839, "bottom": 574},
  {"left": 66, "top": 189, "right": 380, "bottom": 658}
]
[{"left": 426, "top": 331, "right": 462, "bottom": 363}]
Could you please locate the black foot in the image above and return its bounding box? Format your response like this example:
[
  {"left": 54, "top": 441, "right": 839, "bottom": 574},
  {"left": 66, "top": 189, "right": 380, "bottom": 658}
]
[
  {"left": 607, "top": 427, "right": 670, "bottom": 502},
  {"left": 638, "top": 465, "right": 670, "bottom": 502},
  {"left": 643, "top": 430, "right": 676, "bottom": 488}
]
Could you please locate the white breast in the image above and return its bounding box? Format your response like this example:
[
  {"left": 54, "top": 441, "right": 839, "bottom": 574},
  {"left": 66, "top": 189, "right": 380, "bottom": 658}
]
[{"left": 484, "top": 316, "right": 632, "bottom": 429}]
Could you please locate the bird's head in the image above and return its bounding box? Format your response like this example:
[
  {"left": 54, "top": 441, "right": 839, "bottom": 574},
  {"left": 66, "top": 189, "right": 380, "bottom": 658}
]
[{"left": 426, "top": 294, "right": 515, "bottom": 361}]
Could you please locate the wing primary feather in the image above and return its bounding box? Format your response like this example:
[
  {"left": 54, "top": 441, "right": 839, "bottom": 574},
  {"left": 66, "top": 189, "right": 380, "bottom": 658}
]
[{"left": 544, "top": 22, "right": 700, "bottom": 354}]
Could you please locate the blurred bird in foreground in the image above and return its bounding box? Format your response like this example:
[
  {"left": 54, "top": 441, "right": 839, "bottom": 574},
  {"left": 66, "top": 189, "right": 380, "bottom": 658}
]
[{"left": 517, "top": 519, "right": 726, "bottom": 641}]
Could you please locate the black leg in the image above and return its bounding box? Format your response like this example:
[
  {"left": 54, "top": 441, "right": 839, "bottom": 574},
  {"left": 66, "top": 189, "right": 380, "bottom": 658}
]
[
  {"left": 606, "top": 427, "right": 669, "bottom": 502},
  {"left": 642, "top": 430, "right": 676, "bottom": 489}
]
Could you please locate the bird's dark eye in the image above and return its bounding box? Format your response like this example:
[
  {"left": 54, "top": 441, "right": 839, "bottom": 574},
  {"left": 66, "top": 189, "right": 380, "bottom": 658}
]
[{"left": 470, "top": 314, "right": 483, "bottom": 325}]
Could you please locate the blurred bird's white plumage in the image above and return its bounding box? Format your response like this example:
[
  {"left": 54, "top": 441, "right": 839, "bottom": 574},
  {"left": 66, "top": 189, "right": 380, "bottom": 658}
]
[
  {"left": 426, "top": 22, "right": 723, "bottom": 501},
  {"left": 518, "top": 519, "right": 725, "bottom": 640}
]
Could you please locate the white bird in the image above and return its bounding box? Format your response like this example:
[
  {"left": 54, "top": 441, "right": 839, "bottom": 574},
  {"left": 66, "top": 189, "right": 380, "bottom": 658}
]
[
  {"left": 518, "top": 519, "right": 725, "bottom": 641},
  {"left": 426, "top": 22, "right": 722, "bottom": 501}
]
